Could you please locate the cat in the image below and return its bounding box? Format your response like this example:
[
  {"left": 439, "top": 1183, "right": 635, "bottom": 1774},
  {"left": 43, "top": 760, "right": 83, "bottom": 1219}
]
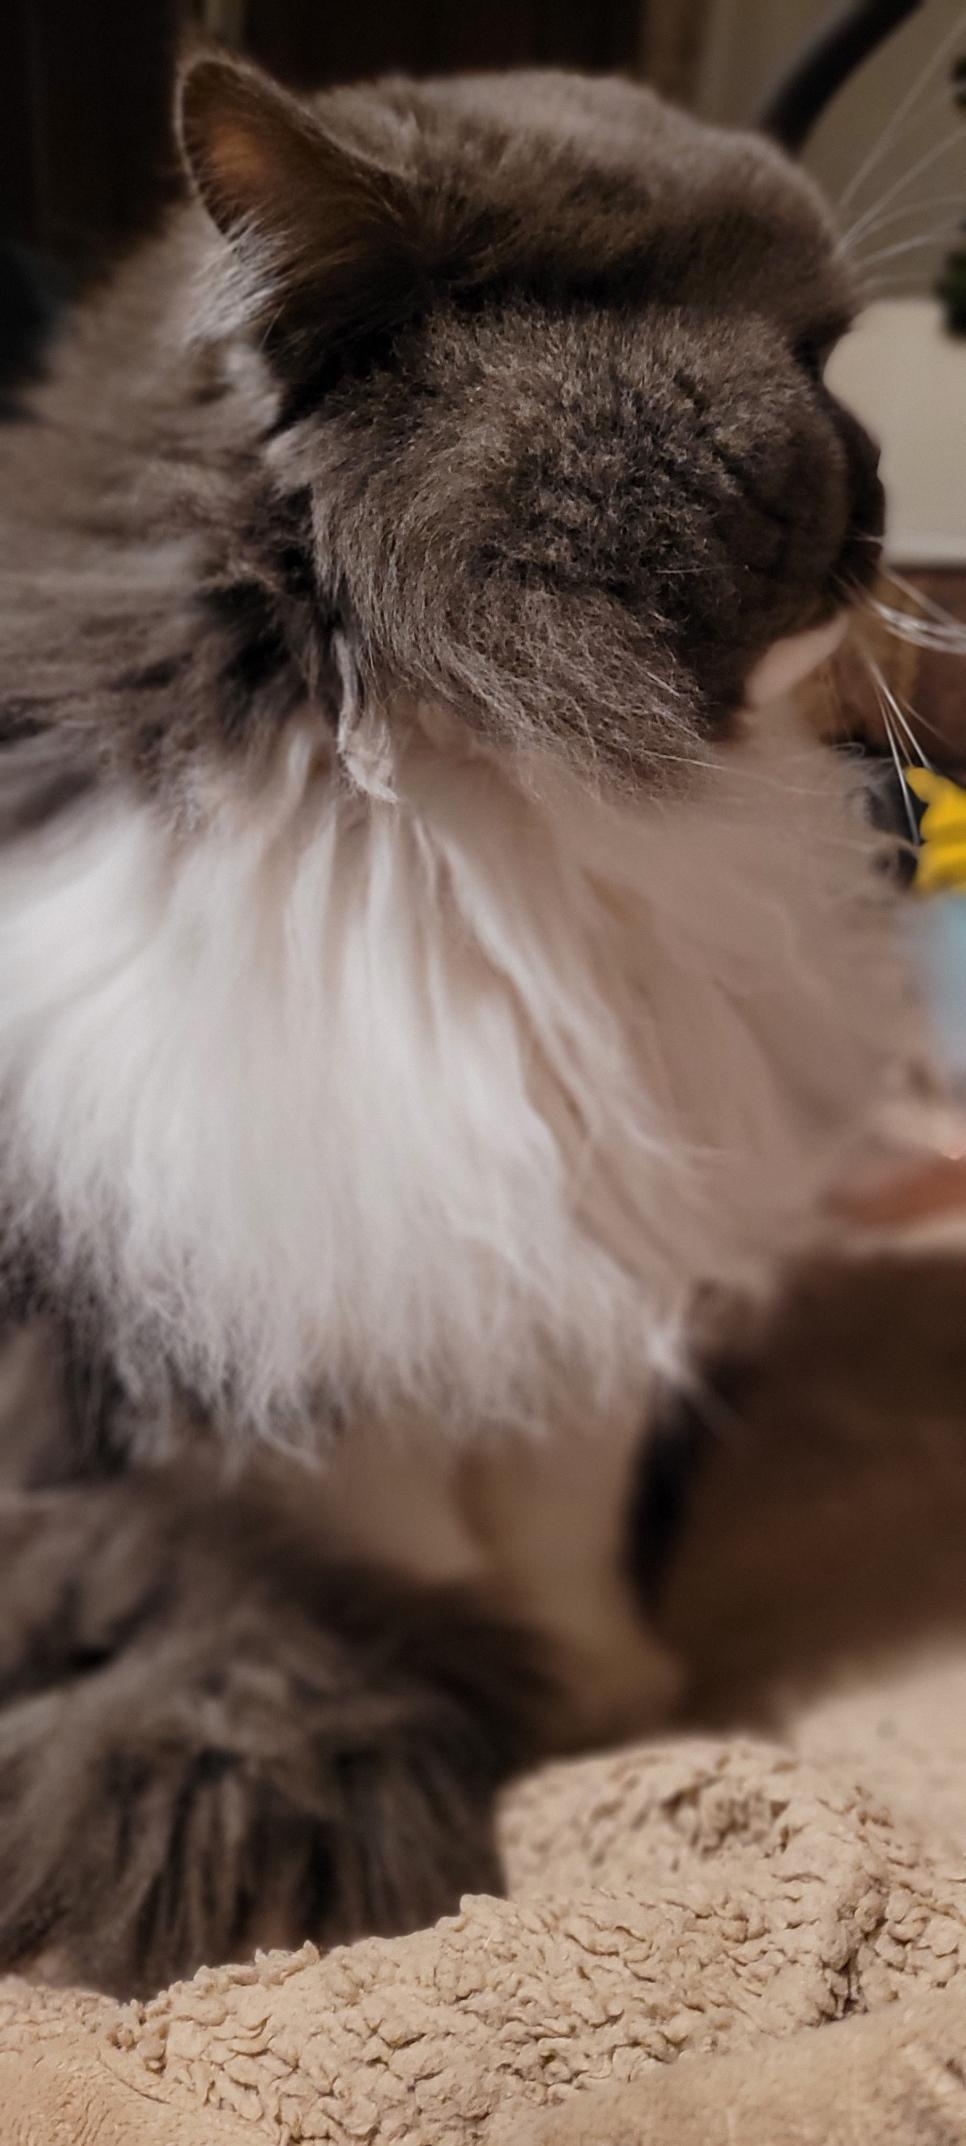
[{"left": 0, "top": 46, "right": 914, "bottom": 1995}]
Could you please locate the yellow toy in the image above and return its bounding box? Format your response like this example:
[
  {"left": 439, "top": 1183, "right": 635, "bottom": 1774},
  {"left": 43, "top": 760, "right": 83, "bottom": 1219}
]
[{"left": 907, "top": 767, "right": 966, "bottom": 895}]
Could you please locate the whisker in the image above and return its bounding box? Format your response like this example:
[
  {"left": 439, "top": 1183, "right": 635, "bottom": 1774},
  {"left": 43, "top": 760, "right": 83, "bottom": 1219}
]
[
  {"left": 877, "top": 610, "right": 966, "bottom": 647},
  {"left": 856, "top": 273, "right": 956, "bottom": 298},
  {"left": 844, "top": 127, "right": 966, "bottom": 256},
  {"left": 881, "top": 701, "right": 921, "bottom": 840},
  {"left": 839, "top": 101, "right": 966, "bottom": 253},
  {"left": 853, "top": 225, "right": 966, "bottom": 272},
  {"left": 861, "top": 657, "right": 921, "bottom": 842},
  {"left": 871, "top": 666, "right": 934, "bottom": 771},
  {"left": 837, "top": 11, "right": 966, "bottom": 219},
  {"left": 879, "top": 563, "right": 966, "bottom": 629},
  {"left": 868, "top": 595, "right": 966, "bottom": 655},
  {"left": 888, "top": 694, "right": 949, "bottom": 749},
  {"left": 839, "top": 189, "right": 966, "bottom": 254},
  {"left": 853, "top": 592, "right": 964, "bottom": 760}
]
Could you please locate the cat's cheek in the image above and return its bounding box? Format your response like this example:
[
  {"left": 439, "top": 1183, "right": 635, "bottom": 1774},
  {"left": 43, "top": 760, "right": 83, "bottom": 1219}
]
[{"left": 743, "top": 613, "right": 849, "bottom": 710}]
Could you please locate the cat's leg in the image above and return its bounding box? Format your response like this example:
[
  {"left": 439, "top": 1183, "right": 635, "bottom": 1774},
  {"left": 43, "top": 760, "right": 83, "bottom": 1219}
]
[
  {"left": 0, "top": 1463, "right": 543, "bottom": 1998},
  {"left": 306, "top": 1404, "right": 682, "bottom": 1753},
  {"left": 459, "top": 1401, "right": 682, "bottom": 1750},
  {"left": 274, "top": 1407, "right": 681, "bottom": 1751}
]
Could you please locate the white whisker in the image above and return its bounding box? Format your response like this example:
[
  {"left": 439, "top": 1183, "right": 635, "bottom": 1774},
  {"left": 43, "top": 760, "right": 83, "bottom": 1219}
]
[
  {"left": 838, "top": 87, "right": 966, "bottom": 249},
  {"left": 869, "top": 594, "right": 966, "bottom": 655},
  {"left": 844, "top": 127, "right": 966, "bottom": 256},
  {"left": 872, "top": 666, "right": 934, "bottom": 771},
  {"left": 854, "top": 226, "right": 966, "bottom": 273},
  {"left": 840, "top": 190, "right": 966, "bottom": 255},
  {"left": 887, "top": 692, "right": 947, "bottom": 748},
  {"left": 837, "top": 11, "right": 966, "bottom": 219},
  {"left": 868, "top": 672, "right": 921, "bottom": 842},
  {"left": 880, "top": 563, "right": 966, "bottom": 629}
]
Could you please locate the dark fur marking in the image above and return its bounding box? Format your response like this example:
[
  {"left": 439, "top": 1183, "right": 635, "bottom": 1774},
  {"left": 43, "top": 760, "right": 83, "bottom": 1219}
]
[
  {"left": 205, "top": 579, "right": 293, "bottom": 708},
  {"left": 0, "top": 1465, "right": 546, "bottom": 1996},
  {"left": 0, "top": 726, "right": 97, "bottom": 837},
  {"left": 221, "top": 627, "right": 290, "bottom": 702},
  {"left": 270, "top": 323, "right": 408, "bottom": 434},
  {"left": 0, "top": 705, "right": 46, "bottom": 744},
  {"left": 115, "top": 656, "right": 184, "bottom": 693}
]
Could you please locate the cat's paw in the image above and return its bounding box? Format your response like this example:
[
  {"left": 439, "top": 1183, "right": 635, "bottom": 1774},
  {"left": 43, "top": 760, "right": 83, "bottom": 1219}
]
[{"left": 0, "top": 1472, "right": 538, "bottom": 1996}]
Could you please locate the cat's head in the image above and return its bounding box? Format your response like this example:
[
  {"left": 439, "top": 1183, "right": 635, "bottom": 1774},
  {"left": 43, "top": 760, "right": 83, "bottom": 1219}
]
[{"left": 179, "top": 52, "right": 882, "bottom": 786}]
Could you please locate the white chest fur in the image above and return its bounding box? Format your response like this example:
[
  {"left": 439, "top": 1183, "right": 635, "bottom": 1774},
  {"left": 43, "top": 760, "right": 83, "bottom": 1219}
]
[{"left": 0, "top": 702, "right": 908, "bottom": 1452}]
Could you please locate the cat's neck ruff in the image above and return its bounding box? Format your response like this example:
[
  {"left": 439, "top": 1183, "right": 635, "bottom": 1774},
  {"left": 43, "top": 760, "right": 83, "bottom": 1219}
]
[{"left": 0, "top": 696, "right": 908, "bottom": 1444}]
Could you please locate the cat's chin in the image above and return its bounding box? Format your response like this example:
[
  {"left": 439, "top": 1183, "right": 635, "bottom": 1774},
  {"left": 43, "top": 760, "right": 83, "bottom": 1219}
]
[{"left": 743, "top": 612, "right": 849, "bottom": 710}]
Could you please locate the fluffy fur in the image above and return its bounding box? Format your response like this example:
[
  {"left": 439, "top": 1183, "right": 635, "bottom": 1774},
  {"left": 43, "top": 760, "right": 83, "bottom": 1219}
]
[
  {"left": 0, "top": 705, "right": 908, "bottom": 1445},
  {"left": 0, "top": 51, "right": 918, "bottom": 1992},
  {"left": 0, "top": 1457, "right": 540, "bottom": 1998},
  {"left": 0, "top": 66, "right": 881, "bottom": 800}
]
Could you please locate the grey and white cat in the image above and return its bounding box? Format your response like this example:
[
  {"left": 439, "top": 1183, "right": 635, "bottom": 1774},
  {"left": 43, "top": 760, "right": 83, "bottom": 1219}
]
[{"left": 0, "top": 48, "right": 911, "bottom": 1994}]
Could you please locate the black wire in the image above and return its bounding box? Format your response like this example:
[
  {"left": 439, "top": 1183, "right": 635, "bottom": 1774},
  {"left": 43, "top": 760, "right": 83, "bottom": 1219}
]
[{"left": 758, "top": 0, "right": 927, "bottom": 152}]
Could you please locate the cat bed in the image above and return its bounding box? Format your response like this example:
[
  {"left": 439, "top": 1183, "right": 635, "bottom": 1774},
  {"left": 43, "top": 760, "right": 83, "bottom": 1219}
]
[{"left": 1, "top": 1647, "right": 966, "bottom": 2145}]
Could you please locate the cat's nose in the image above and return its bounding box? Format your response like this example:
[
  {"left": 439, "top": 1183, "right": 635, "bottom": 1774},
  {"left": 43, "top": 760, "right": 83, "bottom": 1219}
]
[{"left": 833, "top": 406, "right": 885, "bottom": 586}]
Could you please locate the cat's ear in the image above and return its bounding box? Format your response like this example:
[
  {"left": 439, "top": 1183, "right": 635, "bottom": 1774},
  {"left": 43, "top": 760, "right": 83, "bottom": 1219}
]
[{"left": 177, "top": 51, "right": 422, "bottom": 352}]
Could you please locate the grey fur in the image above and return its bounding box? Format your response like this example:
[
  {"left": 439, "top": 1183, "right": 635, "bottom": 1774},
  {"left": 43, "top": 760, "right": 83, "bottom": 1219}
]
[
  {"left": 0, "top": 1454, "right": 543, "bottom": 1998},
  {"left": 0, "top": 58, "right": 880, "bottom": 809}
]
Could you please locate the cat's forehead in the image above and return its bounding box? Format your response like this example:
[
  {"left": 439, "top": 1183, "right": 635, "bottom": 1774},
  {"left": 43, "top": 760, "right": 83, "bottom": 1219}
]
[{"left": 314, "top": 70, "right": 851, "bottom": 337}]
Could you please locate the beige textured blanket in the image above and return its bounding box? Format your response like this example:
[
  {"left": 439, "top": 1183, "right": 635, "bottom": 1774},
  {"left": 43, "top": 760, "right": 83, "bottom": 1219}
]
[
  {"left": 3, "top": 1655, "right": 966, "bottom": 2144},
  {"left": 4, "top": 1251, "right": 966, "bottom": 2146}
]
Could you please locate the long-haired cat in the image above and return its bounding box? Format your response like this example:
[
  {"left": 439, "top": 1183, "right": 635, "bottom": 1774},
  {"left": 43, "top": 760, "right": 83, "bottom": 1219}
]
[{"left": 0, "top": 47, "right": 913, "bottom": 1994}]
